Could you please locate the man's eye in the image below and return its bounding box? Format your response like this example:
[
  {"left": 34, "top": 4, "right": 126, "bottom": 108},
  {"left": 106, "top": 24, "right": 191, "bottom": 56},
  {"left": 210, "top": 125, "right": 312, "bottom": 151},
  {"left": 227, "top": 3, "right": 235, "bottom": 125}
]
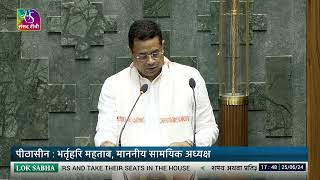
[
  {"left": 152, "top": 52, "right": 160, "bottom": 57},
  {"left": 138, "top": 54, "right": 147, "bottom": 59}
]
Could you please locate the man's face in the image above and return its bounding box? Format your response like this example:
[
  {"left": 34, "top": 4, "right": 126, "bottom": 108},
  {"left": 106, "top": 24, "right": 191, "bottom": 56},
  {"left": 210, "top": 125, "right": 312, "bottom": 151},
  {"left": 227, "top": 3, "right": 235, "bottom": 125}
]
[{"left": 131, "top": 36, "right": 164, "bottom": 81}]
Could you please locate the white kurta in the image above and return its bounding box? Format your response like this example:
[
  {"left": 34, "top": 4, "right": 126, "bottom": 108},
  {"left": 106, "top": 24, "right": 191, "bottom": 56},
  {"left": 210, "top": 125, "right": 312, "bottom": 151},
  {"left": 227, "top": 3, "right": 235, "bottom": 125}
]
[
  {"left": 140, "top": 74, "right": 161, "bottom": 146},
  {"left": 94, "top": 57, "right": 219, "bottom": 146}
]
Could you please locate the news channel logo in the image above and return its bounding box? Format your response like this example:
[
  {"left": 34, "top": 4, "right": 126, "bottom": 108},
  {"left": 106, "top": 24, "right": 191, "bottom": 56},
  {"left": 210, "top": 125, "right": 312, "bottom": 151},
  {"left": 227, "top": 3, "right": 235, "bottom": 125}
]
[{"left": 16, "top": 9, "right": 41, "bottom": 31}]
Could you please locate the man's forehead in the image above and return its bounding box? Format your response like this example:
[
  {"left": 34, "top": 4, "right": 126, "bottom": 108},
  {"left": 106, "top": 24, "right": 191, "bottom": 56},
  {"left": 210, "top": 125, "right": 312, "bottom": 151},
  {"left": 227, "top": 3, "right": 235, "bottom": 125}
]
[
  {"left": 132, "top": 37, "right": 162, "bottom": 52},
  {"left": 133, "top": 36, "right": 161, "bottom": 44}
]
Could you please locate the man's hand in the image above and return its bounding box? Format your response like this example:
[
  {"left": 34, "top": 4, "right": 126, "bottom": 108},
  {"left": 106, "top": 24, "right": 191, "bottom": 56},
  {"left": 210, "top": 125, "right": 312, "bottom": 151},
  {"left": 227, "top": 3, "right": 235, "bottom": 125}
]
[
  {"left": 169, "top": 141, "right": 193, "bottom": 147},
  {"left": 100, "top": 141, "right": 116, "bottom": 147}
]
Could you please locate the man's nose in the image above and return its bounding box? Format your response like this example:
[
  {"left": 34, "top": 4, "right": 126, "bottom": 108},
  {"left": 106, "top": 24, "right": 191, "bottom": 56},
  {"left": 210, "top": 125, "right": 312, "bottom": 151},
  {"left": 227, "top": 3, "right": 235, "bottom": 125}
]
[{"left": 146, "top": 55, "right": 155, "bottom": 64}]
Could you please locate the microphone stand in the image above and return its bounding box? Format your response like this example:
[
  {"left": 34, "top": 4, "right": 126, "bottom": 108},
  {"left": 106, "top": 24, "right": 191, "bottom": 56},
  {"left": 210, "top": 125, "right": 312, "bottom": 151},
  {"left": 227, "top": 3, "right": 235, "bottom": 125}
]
[
  {"left": 189, "top": 78, "right": 197, "bottom": 180},
  {"left": 118, "top": 84, "right": 148, "bottom": 147},
  {"left": 118, "top": 84, "right": 148, "bottom": 180},
  {"left": 118, "top": 90, "right": 144, "bottom": 147},
  {"left": 192, "top": 88, "right": 196, "bottom": 147}
]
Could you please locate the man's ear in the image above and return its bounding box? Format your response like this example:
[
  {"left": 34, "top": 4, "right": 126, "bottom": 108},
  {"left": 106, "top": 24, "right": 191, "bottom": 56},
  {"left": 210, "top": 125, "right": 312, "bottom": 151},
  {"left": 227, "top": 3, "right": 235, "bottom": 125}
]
[
  {"left": 128, "top": 46, "right": 131, "bottom": 53},
  {"left": 128, "top": 46, "right": 134, "bottom": 56},
  {"left": 162, "top": 40, "right": 165, "bottom": 51}
]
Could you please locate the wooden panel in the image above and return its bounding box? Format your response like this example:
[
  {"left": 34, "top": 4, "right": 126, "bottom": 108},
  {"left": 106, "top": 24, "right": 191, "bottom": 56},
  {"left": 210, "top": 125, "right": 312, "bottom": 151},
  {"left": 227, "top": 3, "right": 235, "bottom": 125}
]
[
  {"left": 219, "top": 104, "right": 248, "bottom": 146},
  {"left": 307, "top": 0, "right": 320, "bottom": 179}
]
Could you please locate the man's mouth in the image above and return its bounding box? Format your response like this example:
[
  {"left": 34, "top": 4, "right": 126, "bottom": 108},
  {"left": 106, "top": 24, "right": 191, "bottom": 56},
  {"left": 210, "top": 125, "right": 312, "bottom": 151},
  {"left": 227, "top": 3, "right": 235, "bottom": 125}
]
[{"left": 146, "top": 67, "right": 157, "bottom": 70}]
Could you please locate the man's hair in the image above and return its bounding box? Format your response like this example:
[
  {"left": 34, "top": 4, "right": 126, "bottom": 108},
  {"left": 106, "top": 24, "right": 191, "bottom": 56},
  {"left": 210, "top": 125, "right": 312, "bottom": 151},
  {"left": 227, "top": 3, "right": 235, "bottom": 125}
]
[{"left": 128, "top": 20, "right": 163, "bottom": 50}]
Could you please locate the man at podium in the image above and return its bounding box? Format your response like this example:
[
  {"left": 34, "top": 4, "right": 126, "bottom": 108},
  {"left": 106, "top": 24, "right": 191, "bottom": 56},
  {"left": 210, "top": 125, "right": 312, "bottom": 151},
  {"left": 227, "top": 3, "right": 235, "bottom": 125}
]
[{"left": 94, "top": 20, "right": 218, "bottom": 147}]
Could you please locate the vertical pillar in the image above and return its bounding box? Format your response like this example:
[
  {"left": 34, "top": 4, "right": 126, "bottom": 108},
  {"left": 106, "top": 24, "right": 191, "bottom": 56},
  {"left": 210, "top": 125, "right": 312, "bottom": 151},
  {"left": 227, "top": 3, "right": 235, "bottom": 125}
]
[
  {"left": 218, "top": 0, "right": 250, "bottom": 146},
  {"left": 307, "top": 0, "right": 320, "bottom": 179},
  {"left": 219, "top": 96, "right": 248, "bottom": 146}
]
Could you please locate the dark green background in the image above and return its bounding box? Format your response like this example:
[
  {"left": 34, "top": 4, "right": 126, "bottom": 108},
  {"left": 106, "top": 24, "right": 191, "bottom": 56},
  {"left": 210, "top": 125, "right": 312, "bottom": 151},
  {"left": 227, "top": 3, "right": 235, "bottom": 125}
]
[{"left": 0, "top": 0, "right": 306, "bottom": 179}]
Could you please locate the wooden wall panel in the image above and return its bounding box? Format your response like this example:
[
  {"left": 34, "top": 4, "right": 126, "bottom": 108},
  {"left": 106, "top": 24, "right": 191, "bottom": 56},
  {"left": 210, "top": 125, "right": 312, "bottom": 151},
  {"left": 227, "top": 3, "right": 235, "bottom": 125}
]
[{"left": 307, "top": 0, "right": 320, "bottom": 179}]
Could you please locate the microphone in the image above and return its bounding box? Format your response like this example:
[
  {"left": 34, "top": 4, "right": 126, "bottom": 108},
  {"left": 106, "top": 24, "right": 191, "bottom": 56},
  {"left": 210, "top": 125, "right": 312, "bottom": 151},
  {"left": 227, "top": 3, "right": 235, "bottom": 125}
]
[
  {"left": 118, "top": 84, "right": 148, "bottom": 147},
  {"left": 189, "top": 78, "right": 196, "bottom": 147},
  {"left": 189, "top": 78, "right": 196, "bottom": 89}
]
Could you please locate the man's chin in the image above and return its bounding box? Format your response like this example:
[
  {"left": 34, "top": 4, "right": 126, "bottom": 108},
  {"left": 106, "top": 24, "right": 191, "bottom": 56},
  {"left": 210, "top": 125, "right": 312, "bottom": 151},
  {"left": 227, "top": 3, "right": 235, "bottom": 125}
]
[
  {"left": 144, "top": 69, "right": 158, "bottom": 75},
  {"left": 142, "top": 72, "right": 159, "bottom": 80}
]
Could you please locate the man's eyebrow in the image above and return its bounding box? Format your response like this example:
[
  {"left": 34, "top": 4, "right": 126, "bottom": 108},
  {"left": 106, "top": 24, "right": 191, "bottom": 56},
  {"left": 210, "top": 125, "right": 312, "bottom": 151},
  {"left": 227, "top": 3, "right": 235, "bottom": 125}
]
[{"left": 138, "top": 49, "right": 160, "bottom": 55}]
